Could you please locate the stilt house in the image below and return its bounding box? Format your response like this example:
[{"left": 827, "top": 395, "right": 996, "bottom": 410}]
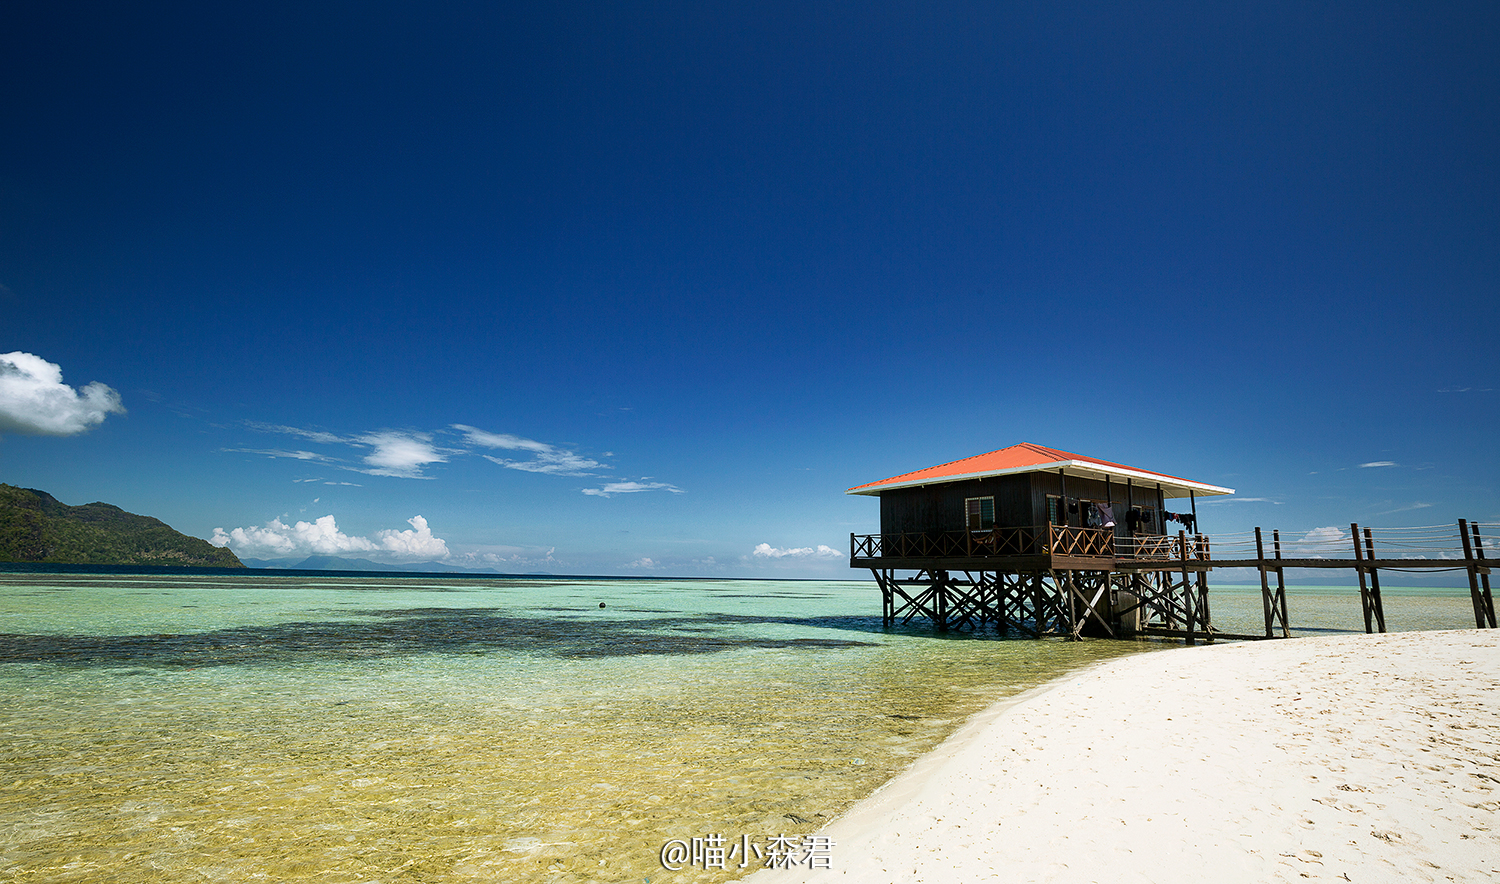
[{"left": 847, "top": 443, "right": 1234, "bottom": 639}]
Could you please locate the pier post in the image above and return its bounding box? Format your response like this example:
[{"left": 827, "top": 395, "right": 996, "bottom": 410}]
[
  {"left": 1459, "top": 521, "right": 1494, "bottom": 629},
  {"left": 1256, "top": 527, "right": 1274, "bottom": 637},
  {"left": 1362, "top": 527, "right": 1386, "bottom": 633},
  {"left": 1352, "top": 523, "right": 1376, "bottom": 634},
  {"left": 1272, "top": 530, "right": 1289, "bottom": 635},
  {"left": 1469, "top": 523, "right": 1496, "bottom": 629}
]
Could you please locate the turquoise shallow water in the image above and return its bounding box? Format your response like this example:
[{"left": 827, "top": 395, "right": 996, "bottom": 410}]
[{"left": 0, "top": 572, "right": 1481, "bottom": 883}]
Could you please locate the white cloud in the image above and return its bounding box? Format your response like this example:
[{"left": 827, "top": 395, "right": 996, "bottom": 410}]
[
  {"left": 356, "top": 431, "right": 446, "bottom": 478},
  {"left": 242, "top": 424, "right": 447, "bottom": 479},
  {"left": 211, "top": 513, "right": 450, "bottom": 560},
  {"left": 373, "top": 515, "right": 450, "bottom": 558},
  {"left": 245, "top": 422, "right": 345, "bottom": 445},
  {"left": 452, "top": 424, "right": 552, "bottom": 453},
  {"left": 1358, "top": 461, "right": 1397, "bottom": 468},
  {"left": 484, "top": 451, "right": 605, "bottom": 475},
  {"left": 1278, "top": 526, "right": 1349, "bottom": 558},
  {"left": 752, "top": 543, "right": 844, "bottom": 559},
  {"left": 627, "top": 557, "right": 657, "bottom": 569},
  {"left": 0, "top": 351, "right": 125, "bottom": 436},
  {"left": 457, "top": 545, "right": 560, "bottom": 569},
  {"left": 1299, "top": 526, "right": 1347, "bottom": 544},
  {"left": 236, "top": 420, "right": 676, "bottom": 489},
  {"left": 223, "top": 447, "right": 336, "bottom": 462},
  {"left": 456, "top": 424, "right": 606, "bottom": 476},
  {"left": 211, "top": 515, "right": 376, "bottom": 556},
  {"left": 582, "top": 480, "right": 684, "bottom": 497}
]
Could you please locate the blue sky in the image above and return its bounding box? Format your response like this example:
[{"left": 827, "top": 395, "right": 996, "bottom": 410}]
[{"left": 2, "top": 1, "right": 1497, "bottom": 577}]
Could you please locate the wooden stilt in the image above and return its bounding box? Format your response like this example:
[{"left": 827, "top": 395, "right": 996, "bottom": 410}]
[
  {"left": 1179, "top": 531, "right": 1196, "bottom": 646},
  {"left": 934, "top": 570, "right": 948, "bottom": 631},
  {"left": 1195, "top": 570, "right": 1212, "bottom": 644},
  {"left": 1033, "top": 572, "right": 1046, "bottom": 636},
  {"left": 879, "top": 569, "right": 894, "bottom": 626},
  {"left": 1054, "top": 570, "right": 1075, "bottom": 640}
]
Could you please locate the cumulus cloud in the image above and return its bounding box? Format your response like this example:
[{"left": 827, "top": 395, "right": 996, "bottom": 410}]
[
  {"left": 372, "top": 515, "right": 450, "bottom": 558},
  {"left": 211, "top": 513, "right": 450, "bottom": 560},
  {"left": 752, "top": 543, "right": 844, "bottom": 559},
  {"left": 582, "top": 480, "right": 684, "bottom": 498},
  {"left": 211, "top": 515, "right": 376, "bottom": 556},
  {"left": 627, "top": 557, "right": 657, "bottom": 569},
  {"left": 1280, "top": 526, "right": 1349, "bottom": 558},
  {"left": 0, "top": 351, "right": 125, "bottom": 436},
  {"left": 355, "top": 431, "right": 446, "bottom": 478}
]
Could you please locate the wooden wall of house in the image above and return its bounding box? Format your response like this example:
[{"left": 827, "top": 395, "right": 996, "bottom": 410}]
[
  {"left": 876, "top": 472, "right": 1179, "bottom": 535},
  {"left": 878, "top": 474, "right": 1032, "bottom": 534},
  {"left": 1027, "top": 472, "right": 1171, "bottom": 534}
]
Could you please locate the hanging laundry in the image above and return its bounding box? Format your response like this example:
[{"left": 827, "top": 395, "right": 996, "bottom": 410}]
[{"left": 1093, "top": 503, "right": 1115, "bottom": 528}]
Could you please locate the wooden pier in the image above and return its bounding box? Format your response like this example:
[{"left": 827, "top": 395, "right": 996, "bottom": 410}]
[{"left": 852, "top": 520, "right": 1496, "bottom": 642}]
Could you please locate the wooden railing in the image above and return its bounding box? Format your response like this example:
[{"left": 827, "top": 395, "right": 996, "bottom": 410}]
[
  {"left": 851, "top": 528, "right": 1046, "bottom": 560},
  {"left": 1118, "top": 533, "right": 1211, "bottom": 561},
  {"left": 851, "top": 527, "right": 1212, "bottom": 562},
  {"left": 1049, "top": 525, "right": 1113, "bottom": 558}
]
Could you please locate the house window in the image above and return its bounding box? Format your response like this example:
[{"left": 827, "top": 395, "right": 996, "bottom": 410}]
[
  {"left": 1046, "top": 495, "right": 1060, "bottom": 525},
  {"left": 966, "top": 497, "right": 994, "bottom": 530}
]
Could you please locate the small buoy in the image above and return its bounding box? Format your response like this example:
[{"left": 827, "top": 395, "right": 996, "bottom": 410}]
[{"left": 599, "top": 602, "right": 606, "bottom": 608}]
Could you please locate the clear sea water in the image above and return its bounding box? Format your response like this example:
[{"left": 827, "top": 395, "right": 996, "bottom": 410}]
[{"left": 0, "top": 571, "right": 1484, "bottom": 883}]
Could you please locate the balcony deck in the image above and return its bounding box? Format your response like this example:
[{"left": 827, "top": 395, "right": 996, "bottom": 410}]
[{"left": 850, "top": 525, "right": 1211, "bottom": 572}]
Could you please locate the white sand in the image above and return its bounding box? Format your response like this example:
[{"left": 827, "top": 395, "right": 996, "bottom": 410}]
[{"left": 742, "top": 630, "right": 1500, "bottom": 883}]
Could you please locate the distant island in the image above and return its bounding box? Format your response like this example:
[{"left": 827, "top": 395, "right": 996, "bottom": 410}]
[{"left": 0, "top": 484, "right": 244, "bottom": 568}]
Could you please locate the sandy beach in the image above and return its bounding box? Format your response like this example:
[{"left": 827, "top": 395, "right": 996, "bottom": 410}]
[{"left": 742, "top": 629, "right": 1500, "bottom": 884}]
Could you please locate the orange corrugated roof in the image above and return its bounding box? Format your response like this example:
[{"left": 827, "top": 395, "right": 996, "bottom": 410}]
[{"left": 846, "top": 442, "right": 1233, "bottom": 498}]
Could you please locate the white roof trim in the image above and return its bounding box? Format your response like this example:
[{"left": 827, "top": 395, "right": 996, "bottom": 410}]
[{"left": 847, "top": 460, "right": 1234, "bottom": 499}]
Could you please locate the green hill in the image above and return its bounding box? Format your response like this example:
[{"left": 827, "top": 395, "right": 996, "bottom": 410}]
[{"left": 0, "top": 484, "right": 244, "bottom": 568}]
